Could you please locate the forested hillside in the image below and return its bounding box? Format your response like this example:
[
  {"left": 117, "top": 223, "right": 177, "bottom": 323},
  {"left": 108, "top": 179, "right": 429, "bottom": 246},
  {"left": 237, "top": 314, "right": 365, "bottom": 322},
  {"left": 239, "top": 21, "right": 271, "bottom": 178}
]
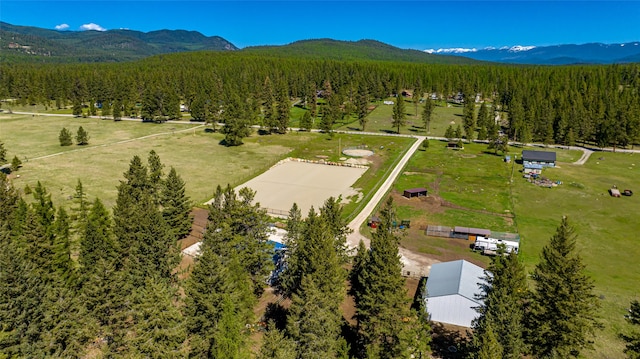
[
  {"left": 1, "top": 52, "right": 639, "bottom": 148},
  {"left": 243, "top": 39, "right": 480, "bottom": 64},
  {"left": 0, "top": 22, "right": 237, "bottom": 63}
]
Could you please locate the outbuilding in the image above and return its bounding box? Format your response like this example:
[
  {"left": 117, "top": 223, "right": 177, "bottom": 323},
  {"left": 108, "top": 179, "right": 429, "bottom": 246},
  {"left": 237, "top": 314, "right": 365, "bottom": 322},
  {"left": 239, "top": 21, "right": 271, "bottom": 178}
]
[
  {"left": 423, "top": 260, "right": 487, "bottom": 328},
  {"left": 403, "top": 187, "right": 428, "bottom": 198},
  {"left": 453, "top": 226, "right": 491, "bottom": 241},
  {"left": 522, "top": 150, "right": 556, "bottom": 167}
]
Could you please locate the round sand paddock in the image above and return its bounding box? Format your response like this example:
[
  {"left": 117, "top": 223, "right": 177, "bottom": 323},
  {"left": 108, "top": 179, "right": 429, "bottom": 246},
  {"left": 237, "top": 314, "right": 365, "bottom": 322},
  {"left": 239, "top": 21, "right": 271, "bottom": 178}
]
[{"left": 342, "top": 149, "right": 374, "bottom": 157}]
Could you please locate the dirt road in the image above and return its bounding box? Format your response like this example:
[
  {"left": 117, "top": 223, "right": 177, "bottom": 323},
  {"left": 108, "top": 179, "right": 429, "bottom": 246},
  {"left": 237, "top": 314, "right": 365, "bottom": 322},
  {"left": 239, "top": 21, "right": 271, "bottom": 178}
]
[{"left": 345, "top": 135, "right": 439, "bottom": 277}]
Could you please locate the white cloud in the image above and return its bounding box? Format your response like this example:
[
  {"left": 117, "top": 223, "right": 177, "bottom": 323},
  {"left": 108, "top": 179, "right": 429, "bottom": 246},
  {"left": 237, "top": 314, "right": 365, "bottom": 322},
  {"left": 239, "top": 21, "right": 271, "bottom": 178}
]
[
  {"left": 79, "top": 23, "right": 106, "bottom": 32},
  {"left": 55, "top": 23, "right": 69, "bottom": 31}
]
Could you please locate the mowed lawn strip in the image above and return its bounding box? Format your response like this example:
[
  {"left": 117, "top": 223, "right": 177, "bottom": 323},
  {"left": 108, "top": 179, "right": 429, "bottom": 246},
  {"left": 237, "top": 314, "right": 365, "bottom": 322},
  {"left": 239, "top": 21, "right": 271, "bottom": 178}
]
[{"left": 392, "top": 139, "right": 638, "bottom": 357}]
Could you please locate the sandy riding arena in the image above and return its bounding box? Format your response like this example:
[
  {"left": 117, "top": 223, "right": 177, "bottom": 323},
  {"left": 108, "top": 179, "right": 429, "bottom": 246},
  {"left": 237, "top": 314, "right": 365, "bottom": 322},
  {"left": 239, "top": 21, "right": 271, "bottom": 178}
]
[{"left": 231, "top": 160, "right": 368, "bottom": 217}]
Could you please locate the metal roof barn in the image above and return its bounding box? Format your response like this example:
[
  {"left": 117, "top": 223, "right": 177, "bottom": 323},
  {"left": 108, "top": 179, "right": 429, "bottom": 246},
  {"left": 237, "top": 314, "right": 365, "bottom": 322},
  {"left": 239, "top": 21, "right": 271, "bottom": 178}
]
[
  {"left": 423, "top": 260, "right": 487, "bottom": 327},
  {"left": 522, "top": 150, "right": 557, "bottom": 163}
]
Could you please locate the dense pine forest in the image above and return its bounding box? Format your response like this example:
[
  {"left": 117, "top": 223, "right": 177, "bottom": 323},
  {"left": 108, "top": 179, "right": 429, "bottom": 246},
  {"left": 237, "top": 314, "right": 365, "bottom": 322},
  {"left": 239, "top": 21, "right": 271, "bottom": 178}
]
[
  {"left": 1, "top": 52, "right": 639, "bottom": 148},
  {"left": 2, "top": 49, "right": 640, "bottom": 358}
]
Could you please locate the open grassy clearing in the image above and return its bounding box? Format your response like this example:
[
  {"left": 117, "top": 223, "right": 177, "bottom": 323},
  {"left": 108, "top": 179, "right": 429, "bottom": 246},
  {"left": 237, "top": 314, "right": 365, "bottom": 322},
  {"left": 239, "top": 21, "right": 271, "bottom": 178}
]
[
  {"left": 4, "top": 114, "right": 413, "bottom": 215},
  {"left": 287, "top": 97, "right": 464, "bottom": 136},
  {"left": 0, "top": 113, "right": 200, "bottom": 159},
  {"left": 390, "top": 140, "right": 638, "bottom": 357}
]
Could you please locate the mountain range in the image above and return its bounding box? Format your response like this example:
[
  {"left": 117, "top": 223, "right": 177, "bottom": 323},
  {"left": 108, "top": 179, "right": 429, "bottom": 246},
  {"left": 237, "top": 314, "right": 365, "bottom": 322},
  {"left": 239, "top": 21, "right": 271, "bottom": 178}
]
[
  {"left": 2, "top": 21, "right": 639, "bottom": 65},
  {"left": 425, "top": 43, "right": 640, "bottom": 64},
  {"left": 0, "top": 21, "right": 237, "bottom": 62}
]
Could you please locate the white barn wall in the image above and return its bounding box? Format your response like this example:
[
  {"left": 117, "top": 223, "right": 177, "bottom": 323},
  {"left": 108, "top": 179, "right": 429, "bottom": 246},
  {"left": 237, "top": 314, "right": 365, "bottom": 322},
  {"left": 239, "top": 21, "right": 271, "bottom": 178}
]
[{"left": 425, "top": 295, "right": 480, "bottom": 328}]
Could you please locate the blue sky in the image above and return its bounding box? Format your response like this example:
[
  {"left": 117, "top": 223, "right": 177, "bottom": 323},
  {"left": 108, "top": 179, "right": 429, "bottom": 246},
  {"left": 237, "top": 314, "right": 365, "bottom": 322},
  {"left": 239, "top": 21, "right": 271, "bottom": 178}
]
[{"left": 1, "top": 1, "right": 639, "bottom": 50}]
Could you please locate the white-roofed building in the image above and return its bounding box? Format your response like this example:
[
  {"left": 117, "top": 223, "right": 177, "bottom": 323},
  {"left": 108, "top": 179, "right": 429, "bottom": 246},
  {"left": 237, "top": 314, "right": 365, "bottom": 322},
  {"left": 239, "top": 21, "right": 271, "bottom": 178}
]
[{"left": 422, "top": 259, "right": 487, "bottom": 328}]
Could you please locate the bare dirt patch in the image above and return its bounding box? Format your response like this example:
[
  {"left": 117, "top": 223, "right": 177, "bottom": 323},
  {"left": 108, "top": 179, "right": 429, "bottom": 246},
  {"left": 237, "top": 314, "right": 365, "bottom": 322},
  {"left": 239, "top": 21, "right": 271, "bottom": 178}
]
[
  {"left": 231, "top": 161, "right": 368, "bottom": 216},
  {"left": 343, "top": 149, "right": 374, "bottom": 157}
]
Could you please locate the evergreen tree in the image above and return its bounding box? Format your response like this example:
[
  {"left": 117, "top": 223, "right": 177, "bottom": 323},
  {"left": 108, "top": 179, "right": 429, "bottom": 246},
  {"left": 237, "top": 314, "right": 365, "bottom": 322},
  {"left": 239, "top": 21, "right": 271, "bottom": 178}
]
[
  {"left": 101, "top": 101, "right": 111, "bottom": 119},
  {"left": 75, "top": 126, "right": 89, "bottom": 145},
  {"left": 275, "top": 82, "right": 291, "bottom": 134},
  {"left": 147, "top": 149, "right": 164, "bottom": 204},
  {"left": 356, "top": 82, "right": 370, "bottom": 131},
  {"left": 70, "top": 179, "right": 90, "bottom": 234},
  {"left": 621, "top": 300, "right": 640, "bottom": 358},
  {"left": 257, "top": 326, "right": 297, "bottom": 359},
  {"left": 38, "top": 286, "right": 95, "bottom": 358},
  {"left": 463, "top": 95, "right": 477, "bottom": 140},
  {"left": 72, "top": 99, "right": 83, "bottom": 117},
  {"left": 221, "top": 93, "right": 251, "bottom": 146},
  {"left": 422, "top": 98, "right": 434, "bottom": 133},
  {"left": 354, "top": 198, "right": 430, "bottom": 358},
  {"left": 129, "top": 277, "right": 186, "bottom": 357},
  {"left": 475, "top": 317, "right": 504, "bottom": 359},
  {"left": 472, "top": 247, "right": 527, "bottom": 359},
  {"left": 392, "top": 92, "right": 406, "bottom": 133},
  {"left": 0, "top": 241, "right": 48, "bottom": 357},
  {"left": 207, "top": 185, "right": 274, "bottom": 296},
  {"left": 10, "top": 156, "right": 21, "bottom": 172},
  {"left": 444, "top": 125, "right": 455, "bottom": 139},
  {"left": 112, "top": 99, "right": 122, "bottom": 121},
  {"left": 32, "top": 181, "right": 55, "bottom": 231},
  {"left": 300, "top": 110, "right": 313, "bottom": 131},
  {"left": 184, "top": 229, "right": 254, "bottom": 357},
  {"left": 52, "top": 207, "right": 76, "bottom": 287},
  {"left": 79, "top": 198, "right": 117, "bottom": 275},
  {"left": 455, "top": 124, "right": 463, "bottom": 139},
  {"left": 526, "top": 216, "right": 600, "bottom": 358},
  {"left": 0, "top": 173, "right": 20, "bottom": 226},
  {"left": 488, "top": 134, "right": 509, "bottom": 155},
  {"left": 161, "top": 166, "right": 193, "bottom": 241},
  {"left": 286, "top": 274, "right": 346, "bottom": 359},
  {"left": 0, "top": 142, "right": 6, "bottom": 164},
  {"left": 190, "top": 95, "right": 209, "bottom": 122},
  {"left": 59, "top": 128, "right": 73, "bottom": 146}
]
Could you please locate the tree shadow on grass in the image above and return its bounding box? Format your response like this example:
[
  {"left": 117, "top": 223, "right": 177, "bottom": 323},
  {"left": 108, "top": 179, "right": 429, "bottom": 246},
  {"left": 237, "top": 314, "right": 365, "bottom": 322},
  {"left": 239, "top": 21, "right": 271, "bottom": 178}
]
[
  {"left": 379, "top": 129, "right": 398, "bottom": 134},
  {"left": 430, "top": 322, "right": 472, "bottom": 359}
]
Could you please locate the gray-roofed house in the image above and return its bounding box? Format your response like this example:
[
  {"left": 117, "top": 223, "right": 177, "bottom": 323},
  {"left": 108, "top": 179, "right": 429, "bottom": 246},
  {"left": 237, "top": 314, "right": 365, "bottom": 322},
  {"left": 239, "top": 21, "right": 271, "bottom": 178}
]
[
  {"left": 422, "top": 259, "right": 487, "bottom": 328},
  {"left": 522, "top": 150, "right": 556, "bottom": 168}
]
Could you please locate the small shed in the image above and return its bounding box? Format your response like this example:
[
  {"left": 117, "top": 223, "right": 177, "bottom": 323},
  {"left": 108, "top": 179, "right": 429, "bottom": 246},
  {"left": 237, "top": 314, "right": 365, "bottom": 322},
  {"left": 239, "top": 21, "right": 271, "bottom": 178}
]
[
  {"left": 403, "top": 187, "right": 428, "bottom": 198},
  {"left": 368, "top": 216, "right": 381, "bottom": 228}
]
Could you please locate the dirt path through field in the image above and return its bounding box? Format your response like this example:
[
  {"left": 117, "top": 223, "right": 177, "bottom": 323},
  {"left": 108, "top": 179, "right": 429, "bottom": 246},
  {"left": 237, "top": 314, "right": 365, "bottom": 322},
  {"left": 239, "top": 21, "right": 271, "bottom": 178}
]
[{"left": 345, "top": 135, "right": 440, "bottom": 277}]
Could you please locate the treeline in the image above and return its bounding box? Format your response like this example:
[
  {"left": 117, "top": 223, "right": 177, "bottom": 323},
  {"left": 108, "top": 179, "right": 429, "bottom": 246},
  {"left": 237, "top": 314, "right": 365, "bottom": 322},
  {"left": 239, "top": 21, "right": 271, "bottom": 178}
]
[{"left": 1, "top": 53, "right": 640, "bottom": 147}]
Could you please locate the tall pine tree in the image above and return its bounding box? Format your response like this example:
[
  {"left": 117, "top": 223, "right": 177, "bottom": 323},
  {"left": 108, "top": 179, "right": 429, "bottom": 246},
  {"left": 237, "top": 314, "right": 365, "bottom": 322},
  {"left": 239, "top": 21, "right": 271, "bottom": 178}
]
[
  {"left": 354, "top": 198, "right": 430, "bottom": 358},
  {"left": 526, "top": 216, "right": 600, "bottom": 358}
]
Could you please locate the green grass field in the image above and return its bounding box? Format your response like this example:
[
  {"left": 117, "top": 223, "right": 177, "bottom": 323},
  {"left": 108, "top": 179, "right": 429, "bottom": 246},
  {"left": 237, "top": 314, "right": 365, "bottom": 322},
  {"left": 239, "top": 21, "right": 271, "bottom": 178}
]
[
  {"left": 393, "top": 140, "right": 639, "bottom": 357},
  {"left": 333, "top": 97, "right": 464, "bottom": 136},
  {"left": 1, "top": 113, "right": 413, "bottom": 214}
]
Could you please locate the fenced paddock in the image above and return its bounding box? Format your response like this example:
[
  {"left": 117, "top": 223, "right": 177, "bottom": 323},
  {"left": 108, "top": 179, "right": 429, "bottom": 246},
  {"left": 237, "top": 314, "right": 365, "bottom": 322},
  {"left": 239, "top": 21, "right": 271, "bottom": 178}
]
[
  {"left": 211, "top": 160, "right": 368, "bottom": 217},
  {"left": 426, "top": 225, "right": 453, "bottom": 238}
]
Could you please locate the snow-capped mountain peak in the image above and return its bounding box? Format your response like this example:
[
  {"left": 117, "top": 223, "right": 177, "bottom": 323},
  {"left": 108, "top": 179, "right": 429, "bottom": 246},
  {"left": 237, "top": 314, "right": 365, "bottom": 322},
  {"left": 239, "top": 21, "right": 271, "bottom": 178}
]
[
  {"left": 508, "top": 45, "right": 536, "bottom": 52},
  {"left": 424, "top": 48, "right": 477, "bottom": 54},
  {"left": 425, "top": 45, "right": 535, "bottom": 54}
]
